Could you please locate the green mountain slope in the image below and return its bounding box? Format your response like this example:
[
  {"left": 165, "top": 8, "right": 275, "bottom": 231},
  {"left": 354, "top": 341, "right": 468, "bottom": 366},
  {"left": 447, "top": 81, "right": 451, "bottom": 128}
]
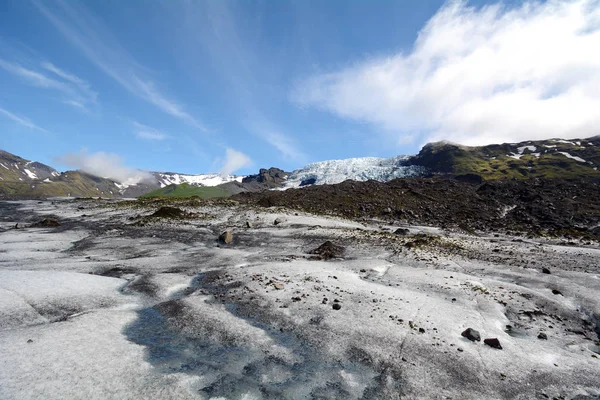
[
  {"left": 0, "top": 170, "right": 124, "bottom": 198},
  {"left": 406, "top": 136, "right": 600, "bottom": 180},
  {"left": 140, "top": 182, "right": 230, "bottom": 198}
]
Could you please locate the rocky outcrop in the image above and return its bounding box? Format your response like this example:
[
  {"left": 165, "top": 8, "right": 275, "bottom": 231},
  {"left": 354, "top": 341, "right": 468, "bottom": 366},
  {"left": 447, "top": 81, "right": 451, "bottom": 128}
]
[{"left": 242, "top": 168, "right": 288, "bottom": 186}]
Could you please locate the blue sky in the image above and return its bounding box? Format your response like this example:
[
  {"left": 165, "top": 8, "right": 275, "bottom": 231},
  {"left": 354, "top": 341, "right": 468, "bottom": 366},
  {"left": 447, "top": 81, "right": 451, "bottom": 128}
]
[{"left": 1, "top": 0, "right": 599, "bottom": 178}]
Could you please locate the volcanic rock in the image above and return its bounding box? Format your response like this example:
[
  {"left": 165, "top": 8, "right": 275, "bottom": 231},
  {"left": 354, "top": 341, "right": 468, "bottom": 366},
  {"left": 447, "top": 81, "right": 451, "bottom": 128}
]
[
  {"left": 461, "top": 328, "right": 481, "bottom": 342},
  {"left": 309, "top": 241, "right": 345, "bottom": 260},
  {"left": 484, "top": 338, "right": 503, "bottom": 349},
  {"left": 31, "top": 218, "right": 60, "bottom": 228}
]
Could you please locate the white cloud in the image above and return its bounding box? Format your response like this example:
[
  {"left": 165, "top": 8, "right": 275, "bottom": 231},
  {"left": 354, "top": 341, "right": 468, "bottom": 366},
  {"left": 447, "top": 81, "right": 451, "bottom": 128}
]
[
  {"left": 56, "top": 150, "right": 152, "bottom": 184},
  {"left": 218, "top": 148, "right": 252, "bottom": 175},
  {"left": 295, "top": 0, "right": 600, "bottom": 146},
  {"left": 0, "top": 107, "right": 49, "bottom": 133},
  {"left": 35, "top": 1, "right": 207, "bottom": 131},
  {"left": 133, "top": 122, "right": 168, "bottom": 141}
]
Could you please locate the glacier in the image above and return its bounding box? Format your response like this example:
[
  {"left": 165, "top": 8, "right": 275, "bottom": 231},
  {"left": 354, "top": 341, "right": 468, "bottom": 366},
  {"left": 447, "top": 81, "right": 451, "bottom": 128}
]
[{"left": 283, "top": 155, "right": 425, "bottom": 188}]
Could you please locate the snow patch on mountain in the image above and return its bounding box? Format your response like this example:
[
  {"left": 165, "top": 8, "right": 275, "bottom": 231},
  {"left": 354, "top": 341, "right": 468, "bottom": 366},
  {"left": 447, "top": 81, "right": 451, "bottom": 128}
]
[
  {"left": 156, "top": 173, "right": 244, "bottom": 188},
  {"left": 558, "top": 152, "right": 586, "bottom": 163},
  {"left": 283, "top": 156, "right": 424, "bottom": 188},
  {"left": 23, "top": 169, "right": 37, "bottom": 179}
]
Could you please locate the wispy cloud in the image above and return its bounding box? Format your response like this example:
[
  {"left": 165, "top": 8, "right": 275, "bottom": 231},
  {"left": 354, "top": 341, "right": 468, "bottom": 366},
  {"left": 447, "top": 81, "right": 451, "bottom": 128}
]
[
  {"left": 245, "top": 116, "right": 306, "bottom": 162},
  {"left": 42, "top": 61, "right": 97, "bottom": 103},
  {"left": 294, "top": 0, "right": 600, "bottom": 146},
  {"left": 219, "top": 148, "right": 253, "bottom": 175},
  {"left": 0, "top": 58, "right": 96, "bottom": 111},
  {"left": 56, "top": 150, "right": 153, "bottom": 184},
  {"left": 176, "top": 0, "right": 307, "bottom": 159},
  {"left": 0, "top": 107, "right": 49, "bottom": 133},
  {"left": 35, "top": 1, "right": 207, "bottom": 131},
  {"left": 133, "top": 121, "right": 169, "bottom": 141}
]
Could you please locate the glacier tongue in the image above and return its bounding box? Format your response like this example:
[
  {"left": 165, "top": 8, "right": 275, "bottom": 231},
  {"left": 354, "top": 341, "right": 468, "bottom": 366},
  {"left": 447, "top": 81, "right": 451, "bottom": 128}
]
[{"left": 283, "top": 155, "right": 424, "bottom": 188}]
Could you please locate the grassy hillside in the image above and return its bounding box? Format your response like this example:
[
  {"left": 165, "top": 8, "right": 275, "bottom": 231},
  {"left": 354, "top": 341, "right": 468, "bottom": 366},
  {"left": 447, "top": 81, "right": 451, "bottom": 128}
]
[
  {"left": 140, "top": 182, "right": 230, "bottom": 198},
  {"left": 408, "top": 136, "right": 600, "bottom": 180}
]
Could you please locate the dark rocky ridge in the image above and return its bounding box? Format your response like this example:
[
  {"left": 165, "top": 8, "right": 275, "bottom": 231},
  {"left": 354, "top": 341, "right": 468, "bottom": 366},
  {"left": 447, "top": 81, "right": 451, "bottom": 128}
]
[
  {"left": 242, "top": 167, "right": 289, "bottom": 186},
  {"left": 234, "top": 177, "right": 600, "bottom": 238}
]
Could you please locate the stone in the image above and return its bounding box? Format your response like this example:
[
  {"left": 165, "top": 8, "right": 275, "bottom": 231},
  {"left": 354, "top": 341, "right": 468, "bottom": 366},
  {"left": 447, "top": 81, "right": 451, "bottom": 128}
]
[
  {"left": 537, "top": 332, "right": 548, "bottom": 340},
  {"left": 394, "top": 228, "right": 410, "bottom": 235},
  {"left": 461, "top": 328, "right": 481, "bottom": 342},
  {"left": 332, "top": 303, "right": 341, "bottom": 310},
  {"left": 31, "top": 218, "right": 60, "bottom": 228},
  {"left": 484, "top": 338, "right": 503, "bottom": 349},
  {"left": 309, "top": 241, "right": 345, "bottom": 260},
  {"left": 246, "top": 221, "right": 253, "bottom": 228},
  {"left": 551, "top": 289, "right": 562, "bottom": 296},
  {"left": 542, "top": 268, "right": 551, "bottom": 274},
  {"left": 219, "top": 231, "right": 233, "bottom": 244},
  {"left": 274, "top": 217, "right": 283, "bottom": 226},
  {"left": 273, "top": 283, "right": 284, "bottom": 290}
]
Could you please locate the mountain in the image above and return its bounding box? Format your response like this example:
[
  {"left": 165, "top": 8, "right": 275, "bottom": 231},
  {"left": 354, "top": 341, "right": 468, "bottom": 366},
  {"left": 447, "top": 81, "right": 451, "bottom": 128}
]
[
  {"left": 2, "top": 135, "right": 599, "bottom": 199},
  {"left": 405, "top": 136, "right": 600, "bottom": 180},
  {"left": 0, "top": 150, "right": 59, "bottom": 182},
  {"left": 152, "top": 172, "right": 242, "bottom": 187},
  {"left": 0, "top": 170, "right": 126, "bottom": 198},
  {"left": 0, "top": 149, "right": 248, "bottom": 199}
]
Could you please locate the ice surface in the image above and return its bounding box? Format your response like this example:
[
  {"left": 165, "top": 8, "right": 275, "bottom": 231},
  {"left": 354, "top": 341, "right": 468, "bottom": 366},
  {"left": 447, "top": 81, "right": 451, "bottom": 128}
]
[
  {"left": 0, "top": 198, "right": 599, "bottom": 399},
  {"left": 283, "top": 156, "right": 424, "bottom": 188}
]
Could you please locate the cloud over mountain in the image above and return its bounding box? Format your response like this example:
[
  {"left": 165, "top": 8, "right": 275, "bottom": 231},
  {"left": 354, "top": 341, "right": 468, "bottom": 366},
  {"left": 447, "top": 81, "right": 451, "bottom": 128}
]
[
  {"left": 57, "top": 150, "right": 152, "bottom": 185},
  {"left": 219, "top": 148, "right": 252, "bottom": 176},
  {"left": 295, "top": 0, "right": 600, "bottom": 146}
]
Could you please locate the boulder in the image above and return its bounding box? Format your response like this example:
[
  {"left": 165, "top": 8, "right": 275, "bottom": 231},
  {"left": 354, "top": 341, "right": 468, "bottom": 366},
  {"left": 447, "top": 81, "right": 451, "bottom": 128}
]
[
  {"left": 31, "top": 218, "right": 61, "bottom": 228},
  {"left": 394, "top": 228, "right": 410, "bottom": 235},
  {"left": 309, "top": 241, "right": 345, "bottom": 260},
  {"left": 461, "top": 328, "right": 481, "bottom": 342},
  {"left": 484, "top": 338, "right": 503, "bottom": 349},
  {"left": 219, "top": 231, "right": 233, "bottom": 244}
]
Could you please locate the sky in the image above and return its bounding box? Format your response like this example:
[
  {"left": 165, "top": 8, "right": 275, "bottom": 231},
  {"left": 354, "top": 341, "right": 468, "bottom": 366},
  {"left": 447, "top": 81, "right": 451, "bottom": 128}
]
[{"left": 1, "top": 0, "right": 599, "bottom": 180}]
